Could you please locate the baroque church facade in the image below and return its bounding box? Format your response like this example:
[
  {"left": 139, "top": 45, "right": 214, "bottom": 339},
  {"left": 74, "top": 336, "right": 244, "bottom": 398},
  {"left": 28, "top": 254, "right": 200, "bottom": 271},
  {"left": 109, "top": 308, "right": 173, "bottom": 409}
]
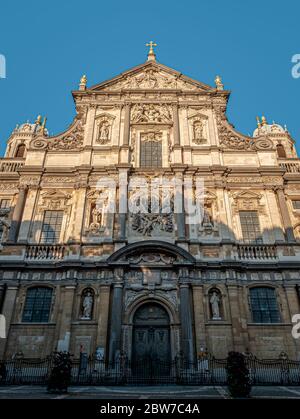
[{"left": 0, "top": 45, "right": 300, "bottom": 362}]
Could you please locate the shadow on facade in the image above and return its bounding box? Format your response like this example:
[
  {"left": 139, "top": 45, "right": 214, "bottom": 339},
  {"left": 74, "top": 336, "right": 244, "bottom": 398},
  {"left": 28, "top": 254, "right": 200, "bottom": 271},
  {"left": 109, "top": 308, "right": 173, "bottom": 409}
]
[{"left": 0, "top": 214, "right": 299, "bottom": 363}]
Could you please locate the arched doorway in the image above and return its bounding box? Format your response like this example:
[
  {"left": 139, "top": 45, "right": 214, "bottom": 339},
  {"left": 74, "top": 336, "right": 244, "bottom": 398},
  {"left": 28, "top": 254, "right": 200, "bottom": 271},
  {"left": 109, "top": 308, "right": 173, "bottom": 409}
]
[{"left": 132, "top": 302, "right": 171, "bottom": 364}]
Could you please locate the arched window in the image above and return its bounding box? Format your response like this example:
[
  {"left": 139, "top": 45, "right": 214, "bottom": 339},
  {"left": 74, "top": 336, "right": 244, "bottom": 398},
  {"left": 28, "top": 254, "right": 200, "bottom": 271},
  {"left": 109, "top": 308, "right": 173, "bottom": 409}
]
[
  {"left": 276, "top": 144, "right": 286, "bottom": 158},
  {"left": 22, "top": 287, "right": 53, "bottom": 323},
  {"left": 250, "top": 287, "right": 280, "bottom": 323},
  {"left": 15, "top": 144, "right": 26, "bottom": 158}
]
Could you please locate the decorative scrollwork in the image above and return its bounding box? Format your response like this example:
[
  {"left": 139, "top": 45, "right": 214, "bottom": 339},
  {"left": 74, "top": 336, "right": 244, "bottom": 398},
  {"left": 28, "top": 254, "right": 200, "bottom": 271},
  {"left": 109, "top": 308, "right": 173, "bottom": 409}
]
[{"left": 48, "top": 120, "right": 84, "bottom": 151}]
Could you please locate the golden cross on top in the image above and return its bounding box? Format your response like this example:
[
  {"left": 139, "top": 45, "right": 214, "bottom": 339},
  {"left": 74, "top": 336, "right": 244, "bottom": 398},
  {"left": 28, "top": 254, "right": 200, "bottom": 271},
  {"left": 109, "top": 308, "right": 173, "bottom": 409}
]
[{"left": 146, "top": 41, "right": 157, "bottom": 55}]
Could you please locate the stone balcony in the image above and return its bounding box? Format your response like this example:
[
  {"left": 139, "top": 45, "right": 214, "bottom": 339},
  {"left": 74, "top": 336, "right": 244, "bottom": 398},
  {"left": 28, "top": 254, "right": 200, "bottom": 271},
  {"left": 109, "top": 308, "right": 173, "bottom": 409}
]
[
  {"left": 0, "top": 242, "right": 298, "bottom": 264},
  {"left": 279, "top": 158, "right": 300, "bottom": 173},
  {"left": 236, "top": 244, "right": 277, "bottom": 260},
  {"left": 25, "top": 244, "right": 65, "bottom": 260},
  {"left": 0, "top": 158, "right": 25, "bottom": 173}
]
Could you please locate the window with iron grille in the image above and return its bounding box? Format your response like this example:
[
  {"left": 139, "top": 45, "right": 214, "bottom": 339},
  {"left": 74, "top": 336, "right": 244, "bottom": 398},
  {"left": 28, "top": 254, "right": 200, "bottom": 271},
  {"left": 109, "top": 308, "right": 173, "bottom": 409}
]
[
  {"left": 40, "top": 210, "right": 63, "bottom": 244},
  {"left": 140, "top": 140, "right": 162, "bottom": 168},
  {"left": 292, "top": 200, "right": 300, "bottom": 210},
  {"left": 239, "top": 211, "right": 262, "bottom": 243},
  {"left": 22, "top": 287, "right": 53, "bottom": 323},
  {"left": 250, "top": 287, "right": 280, "bottom": 323}
]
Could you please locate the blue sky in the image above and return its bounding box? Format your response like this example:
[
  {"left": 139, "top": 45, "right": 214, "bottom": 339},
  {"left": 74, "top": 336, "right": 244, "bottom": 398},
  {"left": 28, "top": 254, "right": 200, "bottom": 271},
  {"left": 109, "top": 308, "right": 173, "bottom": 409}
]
[{"left": 1, "top": 0, "right": 300, "bottom": 155}]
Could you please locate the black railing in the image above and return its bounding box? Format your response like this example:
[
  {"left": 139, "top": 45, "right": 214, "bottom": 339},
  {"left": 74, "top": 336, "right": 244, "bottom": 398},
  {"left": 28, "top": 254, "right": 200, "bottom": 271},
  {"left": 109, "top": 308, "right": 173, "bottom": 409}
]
[{"left": 0, "top": 355, "right": 299, "bottom": 386}]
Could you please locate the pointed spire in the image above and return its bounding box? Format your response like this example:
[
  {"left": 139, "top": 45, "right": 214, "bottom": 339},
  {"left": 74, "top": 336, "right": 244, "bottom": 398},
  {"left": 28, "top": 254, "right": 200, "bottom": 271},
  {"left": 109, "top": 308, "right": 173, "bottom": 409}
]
[{"left": 146, "top": 41, "right": 157, "bottom": 61}]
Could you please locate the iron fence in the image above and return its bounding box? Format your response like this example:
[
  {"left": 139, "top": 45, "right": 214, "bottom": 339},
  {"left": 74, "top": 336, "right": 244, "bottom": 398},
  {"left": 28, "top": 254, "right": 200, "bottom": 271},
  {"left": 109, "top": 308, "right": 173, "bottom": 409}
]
[{"left": 0, "top": 355, "right": 299, "bottom": 386}]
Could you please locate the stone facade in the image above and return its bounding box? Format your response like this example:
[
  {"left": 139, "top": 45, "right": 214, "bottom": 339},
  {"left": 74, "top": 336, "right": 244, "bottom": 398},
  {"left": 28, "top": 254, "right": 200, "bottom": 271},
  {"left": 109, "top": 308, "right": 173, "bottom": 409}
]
[{"left": 0, "top": 51, "right": 300, "bottom": 361}]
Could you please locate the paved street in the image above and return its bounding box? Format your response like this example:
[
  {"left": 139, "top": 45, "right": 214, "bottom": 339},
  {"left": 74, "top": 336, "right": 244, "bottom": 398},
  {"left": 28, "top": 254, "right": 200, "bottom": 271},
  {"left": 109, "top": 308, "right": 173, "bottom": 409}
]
[{"left": 0, "top": 385, "right": 300, "bottom": 399}]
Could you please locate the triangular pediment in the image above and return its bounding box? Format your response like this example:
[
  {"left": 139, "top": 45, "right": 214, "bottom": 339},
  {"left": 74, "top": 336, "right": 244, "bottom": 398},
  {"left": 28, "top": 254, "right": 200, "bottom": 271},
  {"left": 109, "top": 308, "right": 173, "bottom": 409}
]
[
  {"left": 89, "top": 61, "right": 214, "bottom": 92},
  {"left": 233, "top": 191, "right": 262, "bottom": 200}
]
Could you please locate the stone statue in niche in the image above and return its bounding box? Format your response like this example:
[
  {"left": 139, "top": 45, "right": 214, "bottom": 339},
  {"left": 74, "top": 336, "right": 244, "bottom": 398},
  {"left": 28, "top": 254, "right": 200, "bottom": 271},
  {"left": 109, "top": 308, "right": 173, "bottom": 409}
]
[
  {"left": 81, "top": 289, "right": 94, "bottom": 319},
  {"left": 97, "top": 118, "right": 111, "bottom": 144},
  {"left": 192, "top": 119, "right": 207, "bottom": 144},
  {"left": 88, "top": 201, "right": 106, "bottom": 235},
  {"left": 210, "top": 291, "right": 221, "bottom": 320},
  {"left": 199, "top": 200, "right": 219, "bottom": 237},
  {"left": 202, "top": 203, "right": 213, "bottom": 227}
]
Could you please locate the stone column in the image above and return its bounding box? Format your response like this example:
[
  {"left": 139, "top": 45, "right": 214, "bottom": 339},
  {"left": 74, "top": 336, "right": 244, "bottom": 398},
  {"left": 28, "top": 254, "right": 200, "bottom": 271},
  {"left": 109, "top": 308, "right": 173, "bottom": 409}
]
[
  {"left": 83, "top": 105, "right": 97, "bottom": 147},
  {"left": 172, "top": 104, "right": 183, "bottom": 164},
  {"left": 227, "top": 284, "right": 248, "bottom": 352},
  {"left": 221, "top": 189, "right": 235, "bottom": 241},
  {"left": 179, "top": 282, "right": 195, "bottom": 362},
  {"left": 0, "top": 284, "right": 6, "bottom": 312},
  {"left": 18, "top": 187, "right": 39, "bottom": 243},
  {"left": 0, "top": 285, "right": 18, "bottom": 358},
  {"left": 192, "top": 284, "right": 207, "bottom": 354},
  {"left": 265, "top": 190, "right": 286, "bottom": 242},
  {"left": 95, "top": 284, "right": 111, "bottom": 360},
  {"left": 276, "top": 187, "right": 296, "bottom": 242},
  {"left": 175, "top": 173, "right": 185, "bottom": 240},
  {"left": 7, "top": 187, "right": 27, "bottom": 243},
  {"left": 71, "top": 186, "right": 87, "bottom": 242},
  {"left": 120, "top": 104, "right": 131, "bottom": 164},
  {"left": 118, "top": 169, "right": 128, "bottom": 241},
  {"left": 108, "top": 279, "right": 124, "bottom": 363},
  {"left": 172, "top": 104, "right": 180, "bottom": 146},
  {"left": 122, "top": 104, "right": 131, "bottom": 146},
  {"left": 56, "top": 285, "right": 76, "bottom": 352},
  {"left": 69, "top": 170, "right": 89, "bottom": 245}
]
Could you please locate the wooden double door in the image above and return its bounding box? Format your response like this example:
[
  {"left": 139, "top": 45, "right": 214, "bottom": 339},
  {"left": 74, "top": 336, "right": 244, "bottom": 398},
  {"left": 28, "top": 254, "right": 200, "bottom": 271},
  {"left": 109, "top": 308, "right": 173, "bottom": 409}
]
[{"left": 132, "top": 303, "right": 171, "bottom": 366}]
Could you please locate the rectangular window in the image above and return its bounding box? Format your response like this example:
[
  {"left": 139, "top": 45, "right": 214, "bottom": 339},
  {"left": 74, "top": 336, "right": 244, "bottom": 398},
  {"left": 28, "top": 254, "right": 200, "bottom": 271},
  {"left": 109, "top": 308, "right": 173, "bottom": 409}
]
[
  {"left": 40, "top": 210, "right": 63, "bottom": 244},
  {"left": 140, "top": 140, "right": 162, "bottom": 168},
  {"left": 239, "top": 211, "right": 262, "bottom": 243},
  {"left": 250, "top": 288, "right": 280, "bottom": 323},
  {"left": 22, "top": 287, "right": 53, "bottom": 323},
  {"left": 292, "top": 200, "right": 300, "bottom": 210},
  {"left": 0, "top": 199, "right": 10, "bottom": 209}
]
